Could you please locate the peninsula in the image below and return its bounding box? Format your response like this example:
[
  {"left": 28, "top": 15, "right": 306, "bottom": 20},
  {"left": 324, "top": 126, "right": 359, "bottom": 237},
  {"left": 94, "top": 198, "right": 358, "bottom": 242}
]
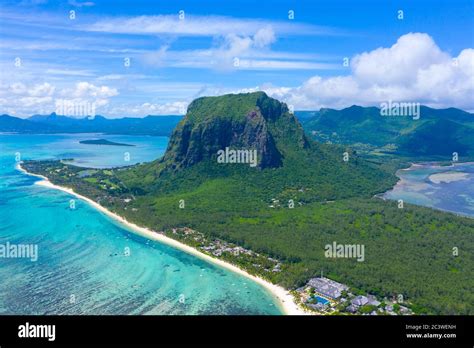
[{"left": 21, "top": 92, "right": 474, "bottom": 315}]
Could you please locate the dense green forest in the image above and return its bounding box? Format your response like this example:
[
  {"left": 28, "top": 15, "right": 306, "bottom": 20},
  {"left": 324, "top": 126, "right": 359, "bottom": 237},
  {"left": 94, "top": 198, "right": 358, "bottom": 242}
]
[
  {"left": 21, "top": 159, "right": 474, "bottom": 314},
  {"left": 299, "top": 105, "right": 474, "bottom": 160}
]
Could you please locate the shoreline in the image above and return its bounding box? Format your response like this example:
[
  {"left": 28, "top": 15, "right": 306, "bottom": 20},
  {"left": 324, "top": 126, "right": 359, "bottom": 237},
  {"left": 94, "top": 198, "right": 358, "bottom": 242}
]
[
  {"left": 379, "top": 161, "right": 474, "bottom": 219},
  {"left": 16, "top": 163, "right": 308, "bottom": 315}
]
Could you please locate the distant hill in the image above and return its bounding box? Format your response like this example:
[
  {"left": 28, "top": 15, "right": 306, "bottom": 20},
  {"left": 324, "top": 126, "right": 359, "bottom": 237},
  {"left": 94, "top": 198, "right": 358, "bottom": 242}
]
[
  {"left": 299, "top": 105, "right": 474, "bottom": 159},
  {"left": 0, "top": 114, "right": 58, "bottom": 133},
  {"left": 0, "top": 113, "right": 182, "bottom": 136},
  {"left": 293, "top": 110, "right": 320, "bottom": 121}
]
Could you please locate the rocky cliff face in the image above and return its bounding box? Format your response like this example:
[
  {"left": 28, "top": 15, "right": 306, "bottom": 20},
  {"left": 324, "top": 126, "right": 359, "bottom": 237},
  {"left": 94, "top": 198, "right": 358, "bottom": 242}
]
[{"left": 161, "top": 92, "right": 308, "bottom": 170}]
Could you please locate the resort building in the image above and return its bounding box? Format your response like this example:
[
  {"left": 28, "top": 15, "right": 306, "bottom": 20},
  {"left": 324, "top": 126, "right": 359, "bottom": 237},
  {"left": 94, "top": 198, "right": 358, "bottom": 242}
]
[
  {"left": 346, "top": 304, "right": 358, "bottom": 313},
  {"left": 307, "top": 277, "right": 349, "bottom": 299},
  {"left": 367, "top": 295, "right": 381, "bottom": 307},
  {"left": 351, "top": 295, "right": 369, "bottom": 307}
]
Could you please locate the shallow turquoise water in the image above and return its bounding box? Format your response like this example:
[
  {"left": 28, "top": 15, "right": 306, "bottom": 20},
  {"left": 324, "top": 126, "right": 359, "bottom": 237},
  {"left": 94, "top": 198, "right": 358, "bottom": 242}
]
[
  {"left": 384, "top": 162, "right": 474, "bottom": 217},
  {"left": 0, "top": 134, "right": 283, "bottom": 315}
]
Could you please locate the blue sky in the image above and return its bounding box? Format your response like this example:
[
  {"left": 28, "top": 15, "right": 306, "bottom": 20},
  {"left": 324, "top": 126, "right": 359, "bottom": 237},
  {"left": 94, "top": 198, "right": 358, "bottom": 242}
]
[{"left": 1, "top": 0, "right": 473, "bottom": 117}]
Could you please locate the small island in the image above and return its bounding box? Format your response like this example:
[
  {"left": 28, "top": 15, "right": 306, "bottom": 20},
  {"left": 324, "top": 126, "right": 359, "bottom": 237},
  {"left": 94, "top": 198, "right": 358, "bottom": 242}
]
[{"left": 79, "top": 139, "right": 135, "bottom": 147}]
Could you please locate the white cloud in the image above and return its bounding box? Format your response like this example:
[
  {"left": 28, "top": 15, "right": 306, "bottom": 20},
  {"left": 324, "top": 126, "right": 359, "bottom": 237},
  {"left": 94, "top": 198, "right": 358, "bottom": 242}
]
[
  {"left": 45, "top": 69, "right": 96, "bottom": 77},
  {"left": 2, "top": 32, "right": 471, "bottom": 117},
  {"left": 142, "top": 45, "right": 170, "bottom": 67},
  {"left": 0, "top": 11, "right": 341, "bottom": 74},
  {"left": 103, "top": 101, "right": 188, "bottom": 117},
  {"left": 83, "top": 14, "right": 344, "bottom": 72},
  {"left": 29, "top": 82, "right": 55, "bottom": 97},
  {"left": 352, "top": 33, "right": 449, "bottom": 86},
  {"left": 85, "top": 15, "right": 338, "bottom": 37},
  {"left": 208, "top": 29, "right": 275, "bottom": 70},
  {"left": 237, "top": 60, "right": 337, "bottom": 70},
  {"left": 68, "top": 0, "right": 95, "bottom": 7},
  {"left": 0, "top": 79, "right": 191, "bottom": 117},
  {"left": 141, "top": 27, "right": 336, "bottom": 71},
  {"left": 261, "top": 33, "right": 474, "bottom": 111},
  {"left": 253, "top": 26, "right": 276, "bottom": 48},
  {"left": 0, "top": 82, "right": 56, "bottom": 115},
  {"left": 0, "top": 81, "right": 118, "bottom": 117},
  {"left": 133, "top": 101, "right": 187, "bottom": 115},
  {"left": 7, "top": 82, "right": 55, "bottom": 97},
  {"left": 64, "top": 82, "right": 118, "bottom": 99},
  {"left": 95, "top": 74, "right": 152, "bottom": 81}
]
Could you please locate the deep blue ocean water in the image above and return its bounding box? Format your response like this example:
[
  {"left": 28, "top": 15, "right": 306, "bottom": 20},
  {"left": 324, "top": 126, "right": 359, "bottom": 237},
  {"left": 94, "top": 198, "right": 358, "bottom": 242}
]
[{"left": 0, "top": 134, "right": 283, "bottom": 315}]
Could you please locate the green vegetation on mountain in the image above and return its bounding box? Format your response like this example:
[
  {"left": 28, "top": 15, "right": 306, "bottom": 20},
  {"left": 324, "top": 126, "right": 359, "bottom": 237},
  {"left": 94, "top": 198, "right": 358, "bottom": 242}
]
[
  {"left": 300, "top": 105, "right": 474, "bottom": 159},
  {"left": 22, "top": 92, "right": 474, "bottom": 315},
  {"left": 122, "top": 92, "right": 396, "bottom": 196}
]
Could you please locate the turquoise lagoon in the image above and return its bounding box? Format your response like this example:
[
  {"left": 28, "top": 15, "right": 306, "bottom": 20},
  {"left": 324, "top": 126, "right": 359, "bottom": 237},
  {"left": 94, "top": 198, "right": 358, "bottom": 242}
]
[
  {"left": 383, "top": 162, "right": 474, "bottom": 218},
  {"left": 0, "top": 134, "right": 283, "bottom": 315}
]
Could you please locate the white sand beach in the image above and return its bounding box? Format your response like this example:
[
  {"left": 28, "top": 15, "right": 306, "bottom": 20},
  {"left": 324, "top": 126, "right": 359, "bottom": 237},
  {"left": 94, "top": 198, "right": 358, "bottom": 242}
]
[
  {"left": 16, "top": 163, "right": 308, "bottom": 315},
  {"left": 429, "top": 171, "right": 469, "bottom": 184}
]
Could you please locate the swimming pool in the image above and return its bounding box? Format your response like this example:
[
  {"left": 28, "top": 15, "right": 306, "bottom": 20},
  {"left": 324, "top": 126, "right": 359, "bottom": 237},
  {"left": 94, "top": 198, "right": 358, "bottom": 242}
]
[{"left": 315, "top": 296, "right": 330, "bottom": 305}]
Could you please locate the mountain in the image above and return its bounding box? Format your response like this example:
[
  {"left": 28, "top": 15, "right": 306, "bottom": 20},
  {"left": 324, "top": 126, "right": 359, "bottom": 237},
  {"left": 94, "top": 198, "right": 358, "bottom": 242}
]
[
  {"left": 161, "top": 92, "right": 298, "bottom": 170},
  {"left": 0, "top": 114, "right": 59, "bottom": 133},
  {"left": 0, "top": 113, "right": 182, "bottom": 136},
  {"left": 293, "top": 110, "right": 320, "bottom": 121},
  {"left": 119, "top": 92, "right": 396, "bottom": 200},
  {"left": 299, "top": 105, "right": 474, "bottom": 158}
]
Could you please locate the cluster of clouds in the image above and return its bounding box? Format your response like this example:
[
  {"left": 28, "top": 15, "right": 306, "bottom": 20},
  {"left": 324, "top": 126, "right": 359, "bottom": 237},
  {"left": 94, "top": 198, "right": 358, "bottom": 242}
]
[
  {"left": 0, "top": 80, "right": 189, "bottom": 117},
  {"left": 2, "top": 32, "right": 473, "bottom": 117},
  {"left": 261, "top": 33, "right": 474, "bottom": 111},
  {"left": 141, "top": 32, "right": 474, "bottom": 112},
  {"left": 0, "top": 81, "right": 118, "bottom": 116},
  {"left": 86, "top": 14, "right": 335, "bottom": 71},
  {"left": 201, "top": 26, "right": 277, "bottom": 70},
  {"left": 140, "top": 24, "right": 333, "bottom": 71}
]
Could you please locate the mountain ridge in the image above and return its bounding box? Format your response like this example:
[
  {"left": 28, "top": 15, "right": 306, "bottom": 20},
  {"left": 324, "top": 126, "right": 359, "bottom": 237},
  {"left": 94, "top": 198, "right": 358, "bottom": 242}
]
[
  {"left": 299, "top": 105, "right": 474, "bottom": 158},
  {"left": 0, "top": 113, "right": 182, "bottom": 136}
]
